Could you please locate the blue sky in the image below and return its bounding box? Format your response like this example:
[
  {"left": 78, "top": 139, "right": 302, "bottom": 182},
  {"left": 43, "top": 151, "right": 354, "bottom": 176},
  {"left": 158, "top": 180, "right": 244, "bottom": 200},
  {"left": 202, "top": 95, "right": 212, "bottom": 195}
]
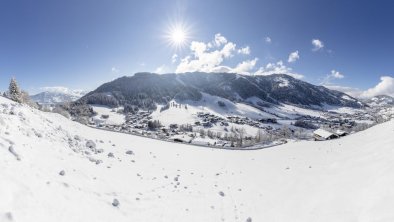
[{"left": 0, "top": 0, "right": 393, "bottom": 96}]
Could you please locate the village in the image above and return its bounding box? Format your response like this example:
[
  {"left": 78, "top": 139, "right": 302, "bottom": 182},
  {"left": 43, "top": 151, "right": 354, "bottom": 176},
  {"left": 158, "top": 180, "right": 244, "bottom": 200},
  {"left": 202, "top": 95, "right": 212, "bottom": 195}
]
[{"left": 86, "top": 101, "right": 393, "bottom": 149}]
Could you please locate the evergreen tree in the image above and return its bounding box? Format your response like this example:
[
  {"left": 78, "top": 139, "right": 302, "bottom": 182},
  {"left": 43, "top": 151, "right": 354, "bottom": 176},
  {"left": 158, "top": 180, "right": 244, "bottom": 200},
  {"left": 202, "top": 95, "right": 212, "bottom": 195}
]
[{"left": 8, "top": 78, "right": 22, "bottom": 103}]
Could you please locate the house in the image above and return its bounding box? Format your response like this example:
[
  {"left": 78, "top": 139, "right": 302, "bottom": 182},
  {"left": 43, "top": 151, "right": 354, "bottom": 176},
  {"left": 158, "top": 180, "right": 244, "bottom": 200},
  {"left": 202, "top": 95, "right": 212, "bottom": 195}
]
[
  {"left": 313, "top": 129, "right": 339, "bottom": 141},
  {"left": 171, "top": 135, "right": 192, "bottom": 143},
  {"left": 335, "top": 130, "right": 348, "bottom": 137}
]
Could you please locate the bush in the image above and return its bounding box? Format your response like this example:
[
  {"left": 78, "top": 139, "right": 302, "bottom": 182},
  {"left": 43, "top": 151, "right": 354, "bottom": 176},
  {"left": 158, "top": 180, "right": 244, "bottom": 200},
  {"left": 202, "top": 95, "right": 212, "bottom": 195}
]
[
  {"left": 75, "top": 116, "right": 89, "bottom": 125},
  {"left": 52, "top": 106, "right": 71, "bottom": 118},
  {"left": 179, "top": 124, "right": 193, "bottom": 132},
  {"left": 60, "top": 102, "right": 96, "bottom": 117},
  {"left": 217, "top": 101, "right": 226, "bottom": 107},
  {"left": 160, "top": 103, "right": 170, "bottom": 112},
  {"left": 148, "top": 120, "right": 161, "bottom": 130},
  {"left": 124, "top": 104, "right": 139, "bottom": 114},
  {"left": 21, "top": 91, "right": 39, "bottom": 108}
]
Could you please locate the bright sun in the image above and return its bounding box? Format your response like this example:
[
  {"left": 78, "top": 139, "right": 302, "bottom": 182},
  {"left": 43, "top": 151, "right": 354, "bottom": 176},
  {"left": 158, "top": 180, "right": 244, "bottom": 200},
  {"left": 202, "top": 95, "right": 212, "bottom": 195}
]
[
  {"left": 171, "top": 29, "right": 186, "bottom": 45},
  {"left": 164, "top": 21, "right": 191, "bottom": 50}
]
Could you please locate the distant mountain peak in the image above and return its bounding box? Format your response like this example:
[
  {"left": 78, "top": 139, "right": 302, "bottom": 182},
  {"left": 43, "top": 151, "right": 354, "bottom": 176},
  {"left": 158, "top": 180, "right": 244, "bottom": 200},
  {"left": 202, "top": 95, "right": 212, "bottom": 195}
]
[
  {"left": 365, "top": 95, "right": 394, "bottom": 106},
  {"left": 31, "top": 87, "right": 88, "bottom": 105}
]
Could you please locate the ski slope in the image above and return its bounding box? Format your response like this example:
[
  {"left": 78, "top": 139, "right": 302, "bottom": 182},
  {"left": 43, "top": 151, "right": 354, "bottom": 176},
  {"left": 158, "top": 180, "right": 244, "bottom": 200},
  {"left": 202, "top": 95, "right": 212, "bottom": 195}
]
[
  {"left": 151, "top": 93, "right": 276, "bottom": 126},
  {"left": 1, "top": 96, "right": 394, "bottom": 222}
]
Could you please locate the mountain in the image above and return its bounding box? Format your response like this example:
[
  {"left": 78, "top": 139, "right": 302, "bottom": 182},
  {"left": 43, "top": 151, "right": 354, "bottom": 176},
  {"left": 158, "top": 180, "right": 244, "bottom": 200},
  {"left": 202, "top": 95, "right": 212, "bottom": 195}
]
[
  {"left": 1, "top": 95, "right": 394, "bottom": 221},
  {"left": 78, "top": 72, "right": 364, "bottom": 110},
  {"left": 31, "top": 88, "right": 87, "bottom": 105},
  {"left": 365, "top": 95, "right": 394, "bottom": 107}
]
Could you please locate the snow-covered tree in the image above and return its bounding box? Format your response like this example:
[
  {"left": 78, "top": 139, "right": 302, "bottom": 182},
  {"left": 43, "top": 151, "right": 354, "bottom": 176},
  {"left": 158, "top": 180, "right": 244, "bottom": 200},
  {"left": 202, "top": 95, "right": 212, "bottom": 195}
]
[
  {"left": 20, "top": 90, "right": 39, "bottom": 108},
  {"left": 8, "top": 78, "right": 22, "bottom": 103}
]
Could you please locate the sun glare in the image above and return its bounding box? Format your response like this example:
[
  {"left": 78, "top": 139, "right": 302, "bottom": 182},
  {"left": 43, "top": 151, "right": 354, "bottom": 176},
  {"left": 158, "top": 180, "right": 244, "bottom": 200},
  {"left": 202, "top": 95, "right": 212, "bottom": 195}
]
[
  {"left": 164, "top": 21, "right": 191, "bottom": 50},
  {"left": 171, "top": 28, "right": 186, "bottom": 45}
]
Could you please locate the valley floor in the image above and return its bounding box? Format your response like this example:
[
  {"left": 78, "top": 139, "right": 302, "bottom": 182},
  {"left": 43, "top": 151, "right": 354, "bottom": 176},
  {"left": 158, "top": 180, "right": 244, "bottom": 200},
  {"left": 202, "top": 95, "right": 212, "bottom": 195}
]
[{"left": 1, "top": 96, "right": 394, "bottom": 222}]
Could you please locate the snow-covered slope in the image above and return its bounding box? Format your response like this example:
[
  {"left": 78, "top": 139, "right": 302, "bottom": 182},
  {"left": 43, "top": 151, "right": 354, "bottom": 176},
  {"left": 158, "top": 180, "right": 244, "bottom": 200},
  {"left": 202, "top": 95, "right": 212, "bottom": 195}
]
[
  {"left": 91, "top": 105, "right": 125, "bottom": 125},
  {"left": 81, "top": 72, "right": 365, "bottom": 110},
  {"left": 365, "top": 95, "right": 394, "bottom": 107},
  {"left": 1, "top": 95, "right": 394, "bottom": 222},
  {"left": 151, "top": 93, "right": 275, "bottom": 126}
]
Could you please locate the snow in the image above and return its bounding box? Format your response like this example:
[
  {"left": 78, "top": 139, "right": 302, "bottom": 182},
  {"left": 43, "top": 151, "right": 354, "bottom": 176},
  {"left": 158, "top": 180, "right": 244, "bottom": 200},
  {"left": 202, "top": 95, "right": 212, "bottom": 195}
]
[
  {"left": 355, "top": 119, "right": 375, "bottom": 124},
  {"left": 262, "top": 103, "right": 325, "bottom": 119},
  {"left": 313, "top": 128, "right": 335, "bottom": 139},
  {"left": 91, "top": 105, "right": 125, "bottom": 125},
  {"left": 1, "top": 95, "right": 394, "bottom": 221},
  {"left": 341, "top": 94, "right": 356, "bottom": 102},
  {"left": 246, "top": 97, "right": 329, "bottom": 119},
  {"left": 151, "top": 93, "right": 275, "bottom": 126},
  {"left": 275, "top": 77, "right": 290, "bottom": 87},
  {"left": 322, "top": 103, "right": 363, "bottom": 114},
  {"left": 368, "top": 96, "right": 394, "bottom": 106},
  {"left": 190, "top": 136, "right": 218, "bottom": 146},
  {"left": 279, "top": 104, "right": 324, "bottom": 117},
  {"left": 151, "top": 104, "right": 196, "bottom": 126},
  {"left": 31, "top": 88, "right": 87, "bottom": 104}
]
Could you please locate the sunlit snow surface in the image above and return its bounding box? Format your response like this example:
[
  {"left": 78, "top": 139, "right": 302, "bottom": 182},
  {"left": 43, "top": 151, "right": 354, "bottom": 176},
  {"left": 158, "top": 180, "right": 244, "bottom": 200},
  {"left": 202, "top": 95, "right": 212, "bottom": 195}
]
[
  {"left": 91, "top": 105, "right": 125, "bottom": 125},
  {"left": 1, "top": 96, "right": 394, "bottom": 222}
]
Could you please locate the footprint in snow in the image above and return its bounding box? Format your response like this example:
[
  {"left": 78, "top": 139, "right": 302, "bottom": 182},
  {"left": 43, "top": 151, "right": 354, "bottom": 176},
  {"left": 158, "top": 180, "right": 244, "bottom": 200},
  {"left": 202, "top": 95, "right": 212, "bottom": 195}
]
[
  {"left": 2, "top": 212, "right": 13, "bottom": 221},
  {"left": 112, "top": 199, "right": 120, "bottom": 207}
]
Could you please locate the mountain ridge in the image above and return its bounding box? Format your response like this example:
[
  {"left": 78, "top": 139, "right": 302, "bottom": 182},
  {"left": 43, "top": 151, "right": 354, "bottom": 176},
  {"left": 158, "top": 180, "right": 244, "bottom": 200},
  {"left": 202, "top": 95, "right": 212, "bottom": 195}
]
[
  {"left": 78, "top": 72, "right": 364, "bottom": 111},
  {"left": 31, "top": 89, "right": 87, "bottom": 105},
  {"left": 364, "top": 95, "right": 394, "bottom": 106}
]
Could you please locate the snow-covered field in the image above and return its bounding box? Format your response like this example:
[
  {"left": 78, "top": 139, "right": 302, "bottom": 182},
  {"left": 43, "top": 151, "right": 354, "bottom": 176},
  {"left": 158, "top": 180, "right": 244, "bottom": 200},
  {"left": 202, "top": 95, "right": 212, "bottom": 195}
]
[
  {"left": 151, "top": 93, "right": 275, "bottom": 126},
  {"left": 91, "top": 105, "right": 125, "bottom": 125},
  {"left": 1, "top": 96, "right": 394, "bottom": 222}
]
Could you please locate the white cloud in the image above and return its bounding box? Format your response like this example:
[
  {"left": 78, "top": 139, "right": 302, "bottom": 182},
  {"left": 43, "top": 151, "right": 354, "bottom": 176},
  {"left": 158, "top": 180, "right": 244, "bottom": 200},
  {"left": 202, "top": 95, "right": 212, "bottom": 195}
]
[
  {"left": 360, "top": 76, "right": 394, "bottom": 98},
  {"left": 111, "top": 67, "right": 120, "bottom": 73},
  {"left": 254, "top": 60, "right": 304, "bottom": 79},
  {"left": 175, "top": 33, "right": 302, "bottom": 78},
  {"left": 324, "top": 85, "right": 363, "bottom": 98},
  {"left": 221, "top": 42, "right": 236, "bottom": 58},
  {"left": 208, "top": 58, "right": 258, "bottom": 75},
  {"left": 154, "top": 65, "right": 167, "bottom": 74},
  {"left": 265, "top": 36, "right": 272, "bottom": 43},
  {"left": 287, "top": 50, "right": 300, "bottom": 63},
  {"left": 238, "top": 46, "right": 251, "bottom": 55},
  {"left": 39, "top": 86, "right": 86, "bottom": 97},
  {"left": 171, "top": 54, "right": 178, "bottom": 63},
  {"left": 322, "top": 69, "right": 345, "bottom": 84},
  {"left": 232, "top": 58, "right": 258, "bottom": 74},
  {"left": 190, "top": 41, "right": 208, "bottom": 57},
  {"left": 175, "top": 34, "right": 239, "bottom": 73},
  {"left": 312, "top": 39, "right": 324, "bottom": 51},
  {"left": 331, "top": 70, "right": 344, "bottom": 79},
  {"left": 214, "top": 33, "right": 228, "bottom": 47},
  {"left": 325, "top": 76, "right": 394, "bottom": 99}
]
